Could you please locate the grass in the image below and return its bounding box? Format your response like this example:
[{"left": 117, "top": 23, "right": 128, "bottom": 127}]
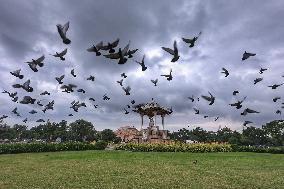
[{"left": 0, "top": 151, "right": 284, "bottom": 189}]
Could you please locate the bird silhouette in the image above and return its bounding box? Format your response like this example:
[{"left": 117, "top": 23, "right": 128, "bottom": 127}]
[
  {"left": 233, "top": 91, "right": 239, "bottom": 96},
  {"left": 221, "top": 68, "right": 229, "bottom": 77},
  {"left": 50, "top": 48, "right": 67, "bottom": 61},
  {"left": 243, "top": 121, "right": 253, "bottom": 126},
  {"left": 276, "top": 110, "right": 281, "bottom": 115},
  {"left": 57, "top": 21, "right": 71, "bottom": 44},
  {"left": 10, "top": 69, "right": 24, "bottom": 79},
  {"left": 13, "top": 79, "right": 33, "bottom": 92},
  {"left": 55, "top": 75, "right": 65, "bottom": 84},
  {"left": 89, "top": 98, "right": 95, "bottom": 102},
  {"left": 43, "top": 100, "right": 55, "bottom": 113},
  {"left": 162, "top": 40, "right": 179, "bottom": 62},
  {"left": 104, "top": 42, "right": 130, "bottom": 64},
  {"left": 29, "top": 110, "right": 37, "bottom": 114},
  {"left": 40, "top": 91, "right": 50, "bottom": 96},
  {"left": 101, "top": 38, "right": 119, "bottom": 53},
  {"left": 37, "top": 100, "right": 44, "bottom": 107},
  {"left": 60, "top": 84, "right": 77, "bottom": 93},
  {"left": 77, "top": 89, "right": 86, "bottom": 93},
  {"left": 242, "top": 51, "right": 256, "bottom": 61},
  {"left": 25, "top": 55, "right": 45, "bottom": 72},
  {"left": 254, "top": 78, "right": 263, "bottom": 85},
  {"left": 193, "top": 108, "right": 200, "bottom": 114},
  {"left": 273, "top": 97, "right": 281, "bottom": 102},
  {"left": 127, "top": 49, "right": 138, "bottom": 58},
  {"left": 151, "top": 79, "right": 158, "bottom": 86},
  {"left": 188, "top": 95, "right": 195, "bottom": 102},
  {"left": 229, "top": 96, "right": 246, "bottom": 109},
  {"left": 71, "top": 69, "right": 76, "bottom": 77},
  {"left": 36, "top": 119, "right": 45, "bottom": 123},
  {"left": 259, "top": 68, "right": 267, "bottom": 74},
  {"left": 23, "top": 118, "right": 28, "bottom": 123},
  {"left": 20, "top": 96, "right": 36, "bottom": 104},
  {"left": 215, "top": 117, "right": 219, "bottom": 121},
  {"left": 241, "top": 108, "right": 260, "bottom": 116},
  {"left": 182, "top": 32, "right": 202, "bottom": 48},
  {"left": 12, "top": 107, "right": 20, "bottom": 117},
  {"left": 103, "top": 94, "right": 110, "bottom": 100},
  {"left": 87, "top": 41, "right": 103, "bottom": 56},
  {"left": 121, "top": 73, "right": 127, "bottom": 78},
  {"left": 161, "top": 69, "right": 173, "bottom": 81},
  {"left": 268, "top": 83, "right": 284, "bottom": 89},
  {"left": 117, "top": 79, "right": 123, "bottom": 86},
  {"left": 0, "top": 115, "right": 8, "bottom": 121},
  {"left": 124, "top": 108, "right": 129, "bottom": 114},
  {"left": 201, "top": 91, "right": 215, "bottom": 105},
  {"left": 135, "top": 55, "right": 147, "bottom": 71},
  {"left": 131, "top": 100, "right": 135, "bottom": 104},
  {"left": 87, "top": 75, "right": 95, "bottom": 82},
  {"left": 122, "top": 86, "right": 131, "bottom": 95}
]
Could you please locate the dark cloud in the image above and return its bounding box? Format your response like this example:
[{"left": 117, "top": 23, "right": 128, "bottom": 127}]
[{"left": 0, "top": 0, "right": 284, "bottom": 131}]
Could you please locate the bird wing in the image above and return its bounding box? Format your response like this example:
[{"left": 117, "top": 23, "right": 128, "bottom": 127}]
[
  {"left": 96, "top": 41, "right": 103, "bottom": 49},
  {"left": 111, "top": 38, "right": 120, "bottom": 47},
  {"left": 247, "top": 108, "right": 259, "bottom": 113},
  {"left": 173, "top": 40, "right": 178, "bottom": 54},
  {"left": 182, "top": 37, "right": 193, "bottom": 43},
  {"left": 104, "top": 52, "right": 120, "bottom": 59},
  {"left": 36, "top": 55, "right": 45, "bottom": 62},
  {"left": 63, "top": 22, "right": 69, "bottom": 35},
  {"left": 201, "top": 95, "right": 211, "bottom": 101},
  {"left": 121, "top": 42, "right": 130, "bottom": 56},
  {"left": 59, "top": 48, "right": 68, "bottom": 56},
  {"left": 162, "top": 47, "right": 174, "bottom": 55},
  {"left": 23, "top": 80, "right": 31, "bottom": 88}
]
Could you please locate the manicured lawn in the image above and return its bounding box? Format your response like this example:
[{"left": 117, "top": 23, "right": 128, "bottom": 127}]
[{"left": 0, "top": 151, "right": 283, "bottom": 189}]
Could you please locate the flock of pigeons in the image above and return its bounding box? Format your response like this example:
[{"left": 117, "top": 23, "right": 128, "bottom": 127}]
[{"left": 0, "top": 21, "right": 283, "bottom": 129}]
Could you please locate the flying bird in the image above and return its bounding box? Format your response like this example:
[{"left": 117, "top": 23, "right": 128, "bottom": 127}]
[
  {"left": 242, "top": 51, "right": 256, "bottom": 61},
  {"left": 214, "top": 117, "right": 219, "bottom": 121},
  {"left": 57, "top": 21, "right": 71, "bottom": 44},
  {"left": 221, "top": 68, "right": 229, "bottom": 77},
  {"left": 87, "top": 75, "right": 95, "bottom": 82},
  {"left": 201, "top": 91, "right": 215, "bottom": 105},
  {"left": 43, "top": 100, "right": 55, "bottom": 113},
  {"left": 10, "top": 69, "right": 24, "bottom": 79},
  {"left": 259, "top": 68, "right": 267, "bottom": 74},
  {"left": 268, "top": 83, "right": 284, "bottom": 89},
  {"left": 87, "top": 41, "right": 103, "bottom": 56},
  {"left": 124, "top": 108, "right": 129, "bottom": 114},
  {"left": 40, "top": 91, "right": 50, "bottom": 96},
  {"left": 0, "top": 115, "right": 8, "bottom": 121},
  {"left": 89, "top": 98, "right": 95, "bottom": 102},
  {"left": 20, "top": 96, "right": 36, "bottom": 104},
  {"left": 276, "top": 110, "right": 281, "bottom": 115},
  {"left": 162, "top": 40, "right": 179, "bottom": 62},
  {"left": 161, "top": 69, "right": 173, "bottom": 81},
  {"left": 77, "top": 89, "right": 86, "bottom": 93},
  {"left": 12, "top": 79, "right": 33, "bottom": 92},
  {"left": 131, "top": 100, "right": 135, "bottom": 104},
  {"left": 243, "top": 121, "right": 253, "bottom": 126},
  {"left": 25, "top": 55, "right": 45, "bottom": 72},
  {"left": 103, "top": 94, "right": 110, "bottom": 100},
  {"left": 101, "top": 38, "right": 119, "bottom": 53},
  {"left": 37, "top": 100, "right": 44, "bottom": 107},
  {"left": 193, "top": 108, "right": 199, "bottom": 114},
  {"left": 229, "top": 96, "right": 247, "bottom": 109},
  {"left": 55, "top": 75, "right": 65, "bottom": 84},
  {"left": 104, "top": 42, "right": 130, "bottom": 64},
  {"left": 117, "top": 79, "right": 123, "bottom": 86},
  {"left": 36, "top": 119, "right": 45, "bottom": 123},
  {"left": 29, "top": 110, "right": 37, "bottom": 114},
  {"left": 182, "top": 32, "right": 202, "bottom": 48},
  {"left": 60, "top": 84, "right": 77, "bottom": 93},
  {"left": 50, "top": 48, "right": 67, "bottom": 61},
  {"left": 241, "top": 108, "right": 260, "bottom": 116},
  {"left": 121, "top": 73, "right": 127, "bottom": 78},
  {"left": 71, "top": 69, "right": 76, "bottom": 77},
  {"left": 23, "top": 118, "right": 28, "bottom": 123},
  {"left": 151, "top": 79, "right": 158, "bottom": 86},
  {"left": 273, "top": 97, "right": 281, "bottom": 102},
  {"left": 188, "top": 95, "right": 195, "bottom": 102},
  {"left": 122, "top": 86, "right": 131, "bottom": 95},
  {"left": 233, "top": 91, "right": 239, "bottom": 96},
  {"left": 12, "top": 107, "right": 20, "bottom": 117},
  {"left": 135, "top": 55, "right": 147, "bottom": 71},
  {"left": 127, "top": 49, "right": 138, "bottom": 58},
  {"left": 254, "top": 78, "right": 263, "bottom": 85}
]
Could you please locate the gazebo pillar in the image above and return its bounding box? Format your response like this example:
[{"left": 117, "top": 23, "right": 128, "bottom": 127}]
[
  {"left": 140, "top": 114, "right": 144, "bottom": 130},
  {"left": 161, "top": 115, "right": 165, "bottom": 130}
]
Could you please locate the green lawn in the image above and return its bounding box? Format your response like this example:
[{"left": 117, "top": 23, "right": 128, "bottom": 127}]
[{"left": 0, "top": 151, "right": 283, "bottom": 189}]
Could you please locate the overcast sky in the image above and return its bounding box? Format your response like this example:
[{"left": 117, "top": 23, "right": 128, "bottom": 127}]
[{"left": 0, "top": 0, "right": 284, "bottom": 131}]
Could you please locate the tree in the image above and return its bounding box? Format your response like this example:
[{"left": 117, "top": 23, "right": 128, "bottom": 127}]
[
  {"left": 99, "top": 129, "right": 121, "bottom": 143},
  {"left": 13, "top": 124, "right": 27, "bottom": 140},
  {"left": 69, "top": 119, "right": 96, "bottom": 142},
  {"left": 262, "top": 120, "right": 284, "bottom": 146}
]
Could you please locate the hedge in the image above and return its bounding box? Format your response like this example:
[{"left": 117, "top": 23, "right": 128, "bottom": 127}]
[
  {"left": 231, "top": 145, "right": 284, "bottom": 154},
  {"left": 0, "top": 141, "right": 108, "bottom": 154},
  {"left": 115, "top": 143, "right": 233, "bottom": 152}
]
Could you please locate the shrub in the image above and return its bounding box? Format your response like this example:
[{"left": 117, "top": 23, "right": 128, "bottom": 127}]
[
  {"left": 0, "top": 141, "right": 106, "bottom": 154},
  {"left": 231, "top": 145, "right": 284, "bottom": 154}
]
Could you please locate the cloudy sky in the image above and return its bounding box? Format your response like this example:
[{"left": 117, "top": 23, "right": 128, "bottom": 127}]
[{"left": 0, "top": 0, "right": 284, "bottom": 131}]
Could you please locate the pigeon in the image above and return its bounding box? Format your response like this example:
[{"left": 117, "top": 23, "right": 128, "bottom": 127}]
[
  {"left": 204, "top": 115, "right": 208, "bottom": 118},
  {"left": 188, "top": 95, "right": 195, "bottom": 102},
  {"left": 254, "top": 78, "right": 263, "bottom": 85},
  {"left": 201, "top": 91, "right": 215, "bottom": 105},
  {"left": 57, "top": 21, "right": 71, "bottom": 44},
  {"left": 25, "top": 55, "right": 45, "bottom": 72},
  {"left": 29, "top": 110, "right": 37, "bottom": 114},
  {"left": 229, "top": 96, "right": 247, "bottom": 109},
  {"left": 50, "top": 48, "right": 67, "bottom": 61},
  {"left": 242, "top": 51, "right": 256, "bottom": 61},
  {"left": 241, "top": 108, "right": 260, "bottom": 116},
  {"left": 233, "top": 91, "right": 239, "bottom": 96},
  {"left": 13, "top": 79, "right": 33, "bottom": 92},
  {"left": 10, "top": 69, "right": 24, "bottom": 79},
  {"left": 214, "top": 117, "right": 219, "bottom": 121},
  {"left": 276, "top": 110, "right": 281, "bottom": 115},
  {"left": 12, "top": 107, "right": 20, "bottom": 117},
  {"left": 36, "top": 119, "right": 45, "bottom": 123},
  {"left": 71, "top": 69, "right": 76, "bottom": 77},
  {"left": 268, "top": 83, "right": 284, "bottom": 89},
  {"left": 37, "top": 100, "right": 44, "bottom": 107},
  {"left": 61, "top": 84, "right": 77, "bottom": 93},
  {"left": 12, "top": 96, "right": 18, "bottom": 102},
  {"left": 103, "top": 94, "right": 110, "bottom": 100},
  {"left": 135, "top": 55, "right": 147, "bottom": 71},
  {"left": 40, "top": 91, "right": 50, "bottom": 96},
  {"left": 20, "top": 96, "right": 36, "bottom": 104},
  {"left": 2, "top": 91, "right": 17, "bottom": 100},
  {"left": 94, "top": 105, "right": 98, "bottom": 108},
  {"left": 121, "top": 73, "right": 127, "bottom": 78},
  {"left": 87, "top": 41, "right": 103, "bottom": 56},
  {"left": 193, "top": 160, "right": 198, "bottom": 165},
  {"left": 259, "top": 68, "right": 267, "bottom": 74},
  {"left": 70, "top": 101, "right": 86, "bottom": 112},
  {"left": 68, "top": 114, "right": 73, "bottom": 116},
  {"left": 126, "top": 105, "right": 131, "bottom": 108},
  {"left": 243, "top": 121, "right": 253, "bottom": 126},
  {"left": 162, "top": 40, "right": 179, "bottom": 62},
  {"left": 124, "top": 108, "right": 129, "bottom": 114},
  {"left": 221, "top": 68, "right": 229, "bottom": 77},
  {"left": 161, "top": 69, "right": 173, "bottom": 81},
  {"left": 0, "top": 115, "right": 8, "bottom": 121},
  {"left": 101, "top": 38, "right": 119, "bottom": 53},
  {"left": 77, "top": 89, "right": 86, "bottom": 93},
  {"left": 127, "top": 48, "right": 138, "bottom": 58},
  {"left": 55, "top": 75, "right": 65, "bottom": 84},
  {"left": 104, "top": 42, "right": 130, "bottom": 64},
  {"left": 117, "top": 79, "right": 123, "bottom": 86},
  {"left": 89, "top": 98, "right": 96, "bottom": 102},
  {"left": 122, "top": 86, "right": 131, "bottom": 95},
  {"left": 182, "top": 32, "right": 202, "bottom": 48},
  {"left": 23, "top": 118, "right": 28, "bottom": 123},
  {"left": 43, "top": 100, "right": 55, "bottom": 113},
  {"left": 193, "top": 108, "right": 199, "bottom": 114},
  {"left": 87, "top": 75, "right": 95, "bottom": 82},
  {"left": 131, "top": 100, "right": 135, "bottom": 104},
  {"left": 273, "top": 97, "right": 281, "bottom": 102},
  {"left": 151, "top": 79, "right": 158, "bottom": 86}
]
